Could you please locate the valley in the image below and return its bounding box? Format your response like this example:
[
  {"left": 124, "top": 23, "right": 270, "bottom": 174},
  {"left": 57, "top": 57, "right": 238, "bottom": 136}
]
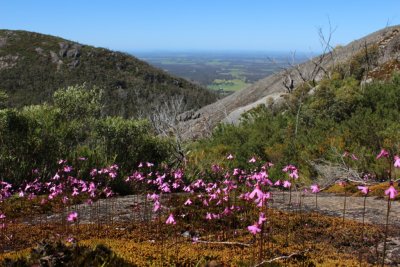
[{"left": 136, "top": 51, "right": 307, "bottom": 95}]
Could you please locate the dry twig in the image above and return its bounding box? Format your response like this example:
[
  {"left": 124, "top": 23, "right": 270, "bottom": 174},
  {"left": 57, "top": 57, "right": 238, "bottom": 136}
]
[{"left": 253, "top": 249, "right": 310, "bottom": 266}]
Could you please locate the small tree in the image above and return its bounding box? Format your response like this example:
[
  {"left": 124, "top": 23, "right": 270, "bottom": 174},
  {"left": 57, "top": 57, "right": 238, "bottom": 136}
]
[
  {"left": 53, "top": 84, "right": 104, "bottom": 120},
  {"left": 150, "top": 95, "right": 187, "bottom": 165}
]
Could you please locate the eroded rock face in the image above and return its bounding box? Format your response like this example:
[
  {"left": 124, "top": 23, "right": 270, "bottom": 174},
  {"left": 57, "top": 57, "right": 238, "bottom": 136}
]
[
  {"left": 35, "top": 47, "right": 45, "bottom": 56},
  {"left": 50, "top": 43, "right": 82, "bottom": 69},
  {"left": 59, "top": 42, "right": 82, "bottom": 59},
  {"left": 68, "top": 59, "right": 80, "bottom": 68},
  {"left": 49, "top": 51, "right": 60, "bottom": 63},
  {"left": 0, "top": 55, "right": 18, "bottom": 70},
  {"left": 66, "top": 44, "right": 81, "bottom": 58},
  {"left": 380, "top": 29, "right": 400, "bottom": 62},
  {"left": 56, "top": 43, "right": 82, "bottom": 69},
  {"left": 58, "top": 42, "right": 69, "bottom": 57}
]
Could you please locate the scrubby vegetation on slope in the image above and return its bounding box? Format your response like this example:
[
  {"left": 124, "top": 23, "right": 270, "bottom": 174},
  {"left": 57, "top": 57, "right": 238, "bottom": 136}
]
[
  {"left": 188, "top": 69, "right": 400, "bottom": 183},
  {"left": 0, "top": 30, "right": 217, "bottom": 118}
]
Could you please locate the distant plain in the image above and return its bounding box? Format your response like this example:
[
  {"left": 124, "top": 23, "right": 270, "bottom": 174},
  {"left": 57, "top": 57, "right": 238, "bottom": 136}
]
[{"left": 135, "top": 51, "right": 308, "bottom": 94}]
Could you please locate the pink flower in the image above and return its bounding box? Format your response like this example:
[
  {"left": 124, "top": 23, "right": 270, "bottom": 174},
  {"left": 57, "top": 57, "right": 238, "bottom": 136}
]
[
  {"left": 394, "top": 155, "right": 400, "bottom": 168},
  {"left": 90, "top": 169, "right": 98, "bottom": 177},
  {"left": 227, "top": 154, "right": 234, "bottom": 160},
  {"left": 72, "top": 187, "right": 79, "bottom": 196},
  {"left": 258, "top": 212, "right": 267, "bottom": 225},
  {"left": 248, "top": 157, "right": 256, "bottom": 163},
  {"left": 0, "top": 213, "right": 5, "bottom": 219},
  {"left": 343, "top": 151, "right": 358, "bottom": 161},
  {"left": 166, "top": 213, "right": 176, "bottom": 225},
  {"left": 222, "top": 207, "right": 231, "bottom": 216},
  {"left": 184, "top": 198, "right": 192, "bottom": 206},
  {"left": 283, "top": 164, "right": 299, "bottom": 179},
  {"left": 282, "top": 164, "right": 296, "bottom": 173},
  {"left": 283, "top": 180, "right": 291, "bottom": 188},
  {"left": 205, "top": 212, "right": 213, "bottom": 220},
  {"left": 146, "top": 162, "right": 154, "bottom": 167},
  {"left": 147, "top": 193, "right": 159, "bottom": 201},
  {"left": 67, "top": 211, "right": 78, "bottom": 222},
  {"left": 274, "top": 180, "right": 281, "bottom": 186},
  {"left": 62, "top": 196, "right": 69, "bottom": 204},
  {"left": 385, "top": 185, "right": 398, "bottom": 199},
  {"left": 357, "top": 186, "right": 369, "bottom": 195},
  {"left": 63, "top": 166, "right": 72, "bottom": 173},
  {"left": 351, "top": 154, "right": 358, "bottom": 161},
  {"left": 310, "top": 184, "right": 320, "bottom": 193},
  {"left": 153, "top": 200, "right": 161, "bottom": 212},
  {"left": 289, "top": 170, "right": 299, "bottom": 179},
  {"left": 183, "top": 186, "right": 192, "bottom": 192},
  {"left": 247, "top": 224, "right": 261, "bottom": 235},
  {"left": 249, "top": 184, "right": 264, "bottom": 200},
  {"left": 377, "top": 149, "right": 389, "bottom": 159},
  {"left": 66, "top": 236, "right": 76, "bottom": 243}
]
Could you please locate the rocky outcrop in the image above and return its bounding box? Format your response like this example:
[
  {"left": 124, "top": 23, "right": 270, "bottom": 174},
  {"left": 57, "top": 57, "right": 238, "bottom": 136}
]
[
  {"left": 0, "top": 37, "right": 7, "bottom": 48},
  {"left": 58, "top": 42, "right": 81, "bottom": 68},
  {"left": 179, "top": 25, "right": 400, "bottom": 140},
  {"left": 0, "top": 54, "right": 18, "bottom": 70},
  {"left": 66, "top": 44, "right": 81, "bottom": 58},
  {"left": 58, "top": 42, "right": 69, "bottom": 57},
  {"left": 48, "top": 51, "right": 63, "bottom": 70},
  {"left": 68, "top": 59, "right": 80, "bottom": 68},
  {"left": 49, "top": 51, "right": 59, "bottom": 63},
  {"left": 35, "top": 47, "right": 45, "bottom": 56},
  {"left": 50, "top": 43, "right": 82, "bottom": 69}
]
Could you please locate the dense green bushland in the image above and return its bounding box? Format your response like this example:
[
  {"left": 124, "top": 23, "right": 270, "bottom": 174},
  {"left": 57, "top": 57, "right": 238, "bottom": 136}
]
[
  {"left": 188, "top": 73, "right": 400, "bottom": 181},
  {"left": 0, "top": 85, "right": 171, "bottom": 189}
]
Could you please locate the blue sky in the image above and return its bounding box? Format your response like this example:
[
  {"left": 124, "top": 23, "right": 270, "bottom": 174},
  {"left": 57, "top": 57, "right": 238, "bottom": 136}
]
[{"left": 1, "top": 0, "right": 399, "bottom": 53}]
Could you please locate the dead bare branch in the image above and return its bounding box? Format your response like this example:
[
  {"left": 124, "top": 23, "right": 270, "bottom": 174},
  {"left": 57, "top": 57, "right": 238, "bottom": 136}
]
[
  {"left": 149, "top": 95, "right": 187, "bottom": 164},
  {"left": 193, "top": 240, "right": 251, "bottom": 247},
  {"left": 253, "top": 249, "right": 311, "bottom": 266}
]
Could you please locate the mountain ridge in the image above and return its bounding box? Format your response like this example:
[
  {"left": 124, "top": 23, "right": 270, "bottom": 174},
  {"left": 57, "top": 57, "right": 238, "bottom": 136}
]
[
  {"left": 179, "top": 25, "right": 400, "bottom": 139},
  {"left": 0, "top": 29, "right": 218, "bottom": 117}
]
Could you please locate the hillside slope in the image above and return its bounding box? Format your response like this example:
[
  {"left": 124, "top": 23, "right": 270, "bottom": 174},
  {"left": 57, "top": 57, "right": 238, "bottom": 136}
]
[
  {"left": 180, "top": 25, "right": 400, "bottom": 139},
  {"left": 0, "top": 30, "right": 217, "bottom": 117}
]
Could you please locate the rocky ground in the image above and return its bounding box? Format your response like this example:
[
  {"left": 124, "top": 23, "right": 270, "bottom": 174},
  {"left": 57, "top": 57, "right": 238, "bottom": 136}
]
[
  {"left": 27, "top": 192, "right": 400, "bottom": 227},
  {"left": 22, "top": 191, "right": 400, "bottom": 265},
  {"left": 271, "top": 191, "right": 400, "bottom": 227}
]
